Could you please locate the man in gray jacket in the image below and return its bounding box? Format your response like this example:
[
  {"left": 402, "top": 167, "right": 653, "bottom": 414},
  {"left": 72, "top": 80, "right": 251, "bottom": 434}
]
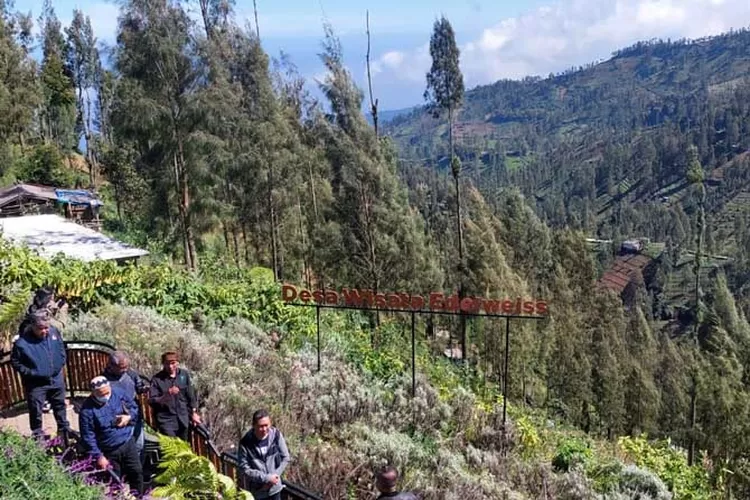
[{"left": 238, "top": 409, "right": 290, "bottom": 500}]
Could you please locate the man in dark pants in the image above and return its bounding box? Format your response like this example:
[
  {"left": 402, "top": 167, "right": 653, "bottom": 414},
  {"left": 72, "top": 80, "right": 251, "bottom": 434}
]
[
  {"left": 375, "top": 466, "right": 418, "bottom": 499},
  {"left": 238, "top": 409, "right": 290, "bottom": 500},
  {"left": 79, "top": 376, "right": 143, "bottom": 496},
  {"left": 102, "top": 351, "right": 149, "bottom": 459},
  {"left": 10, "top": 309, "right": 71, "bottom": 439},
  {"left": 148, "top": 352, "right": 201, "bottom": 440}
]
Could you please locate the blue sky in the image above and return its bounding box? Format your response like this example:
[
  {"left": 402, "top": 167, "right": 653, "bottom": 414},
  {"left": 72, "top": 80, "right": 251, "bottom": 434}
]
[{"left": 26, "top": 0, "right": 750, "bottom": 109}]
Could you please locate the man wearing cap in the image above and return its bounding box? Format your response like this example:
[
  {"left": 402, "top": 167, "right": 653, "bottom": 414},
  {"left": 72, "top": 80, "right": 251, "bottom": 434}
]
[
  {"left": 148, "top": 351, "right": 201, "bottom": 440},
  {"left": 102, "top": 351, "right": 149, "bottom": 459},
  {"left": 79, "top": 376, "right": 143, "bottom": 496},
  {"left": 375, "top": 466, "right": 418, "bottom": 500},
  {"left": 10, "top": 309, "right": 71, "bottom": 439}
]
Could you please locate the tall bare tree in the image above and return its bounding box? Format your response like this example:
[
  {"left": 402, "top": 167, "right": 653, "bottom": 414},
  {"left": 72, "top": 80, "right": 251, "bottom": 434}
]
[{"left": 425, "top": 16, "right": 466, "bottom": 358}]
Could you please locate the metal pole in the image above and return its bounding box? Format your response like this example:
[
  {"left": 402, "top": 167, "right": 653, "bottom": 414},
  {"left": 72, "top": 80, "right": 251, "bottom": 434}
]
[
  {"left": 502, "top": 316, "right": 510, "bottom": 442},
  {"left": 411, "top": 311, "right": 416, "bottom": 398},
  {"left": 316, "top": 305, "right": 321, "bottom": 372}
]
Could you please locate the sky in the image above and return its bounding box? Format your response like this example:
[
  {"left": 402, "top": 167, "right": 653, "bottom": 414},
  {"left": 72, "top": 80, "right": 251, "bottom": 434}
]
[{"left": 25, "top": 0, "right": 750, "bottom": 110}]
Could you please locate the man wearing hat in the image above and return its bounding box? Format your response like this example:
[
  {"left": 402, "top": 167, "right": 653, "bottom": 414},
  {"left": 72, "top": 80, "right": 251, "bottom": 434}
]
[
  {"left": 375, "top": 466, "right": 418, "bottom": 499},
  {"left": 79, "top": 375, "right": 143, "bottom": 496},
  {"left": 10, "top": 309, "right": 71, "bottom": 439},
  {"left": 148, "top": 351, "right": 201, "bottom": 440}
]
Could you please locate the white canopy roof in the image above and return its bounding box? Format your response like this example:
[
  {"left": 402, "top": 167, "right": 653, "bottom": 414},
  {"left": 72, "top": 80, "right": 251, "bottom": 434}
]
[{"left": 0, "top": 214, "right": 149, "bottom": 262}]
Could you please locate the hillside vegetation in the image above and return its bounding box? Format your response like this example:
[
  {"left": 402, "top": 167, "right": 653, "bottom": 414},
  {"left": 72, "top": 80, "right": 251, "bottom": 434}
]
[
  {"left": 1, "top": 0, "right": 750, "bottom": 497},
  {"left": 388, "top": 30, "right": 750, "bottom": 316}
]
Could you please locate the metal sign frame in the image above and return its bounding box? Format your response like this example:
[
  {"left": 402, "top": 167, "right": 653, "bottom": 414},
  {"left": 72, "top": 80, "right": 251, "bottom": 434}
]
[{"left": 286, "top": 300, "right": 546, "bottom": 439}]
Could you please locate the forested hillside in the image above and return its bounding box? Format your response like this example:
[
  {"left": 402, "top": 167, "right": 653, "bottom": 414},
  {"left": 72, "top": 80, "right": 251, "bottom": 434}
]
[
  {"left": 388, "top": 29, "right": 750, "bottom": 316},
  {"left": 2, "top": 0, "right": 750, "bottom": 497}
]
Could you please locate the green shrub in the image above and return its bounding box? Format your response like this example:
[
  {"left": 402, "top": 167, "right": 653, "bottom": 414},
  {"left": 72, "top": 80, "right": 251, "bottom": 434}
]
[
  {"left": 0, "top": 240, "right": 314, "bottom": 338},
  {"left": 0, "top": 429, "right": 104, "bottom": 500},
  {"left": 552, "top": 437, "right": 593, "bottom": 472},
  {"left": 15, "top": 143, "right": 80, "bottom": 187},
  {"left": 618, "top": 435, "right": 711, "bottom": 499}
]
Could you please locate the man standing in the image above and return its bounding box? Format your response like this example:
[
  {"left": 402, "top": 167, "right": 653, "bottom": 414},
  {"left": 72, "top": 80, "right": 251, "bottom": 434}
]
[
  {"left": 10, "top": 309, "right": 71, "bottom": 439},
  {"left": 148, "top": 352, "right": 201, "bottom": 440},
  {"left": 102, "top": 351, "right": 149, "bottom": 457},
  {"left": 375, "top": 466, "right": 418, "bottom": 500},
  {"left": 238, "top": 409, "right": 290, "bottom": 500},
  {"left": 79, "top": 376, "right": 143, "bottom": 496}
]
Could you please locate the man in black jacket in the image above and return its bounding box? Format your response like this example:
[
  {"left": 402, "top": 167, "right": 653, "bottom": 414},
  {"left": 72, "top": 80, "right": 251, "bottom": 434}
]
[
  {"left": 148, "top": 351, "right": 201, "bottom": 440},
  {"left": 238, "top": 409, "right": 290, "bottom": 500},
  {"left": 375, "top": 466, "right": 418, "bottom": 500},
  {"left": 10, "top": 309, "right": 71, "bottom": 439}
]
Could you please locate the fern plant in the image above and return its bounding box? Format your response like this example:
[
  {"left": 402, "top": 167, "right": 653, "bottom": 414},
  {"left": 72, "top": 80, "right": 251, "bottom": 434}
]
[
  {"left": 0, "top": 285, "right": 30, "bottom": 349},
  {"left": 151, "top": 435, "right": 252, "bottom": 500}
]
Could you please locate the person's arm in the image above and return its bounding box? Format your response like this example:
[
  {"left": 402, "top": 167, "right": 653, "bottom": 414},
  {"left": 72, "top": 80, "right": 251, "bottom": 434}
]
[
  {"left": 238, "top": 441, "right": 270, "bottom": 484},
  {"left": 79, "top": 407, "right": 103, "bottom": 458},
  {"left": 273, "top": 431, "right": 291, "bottom": 477},
  {"left": 148, "top": 377, "right": 167, "bottom": 407},
  {"left": 185, "top": 371, "right": 198, "bottom": 412},
  {"left": 10, "top": 343, "right": 35, "bottom": 377},
  {"left": 131, "top": 370, "right": 149, "bottom": 395},
  {"left": 124, "top": 392, "right": 138, "bottom": 424},
  {"left": 185, "top": 371, "right": 201, "bottom": 423},
  {"left": 56, "top": 327, "right": 66, "bottom": 366}
]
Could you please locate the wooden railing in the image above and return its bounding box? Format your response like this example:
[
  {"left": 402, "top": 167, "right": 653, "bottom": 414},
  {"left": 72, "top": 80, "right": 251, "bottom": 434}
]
[
  {"left": 0, "top": 341, "right": 322, "bottom": 500},
  {"left": 0, "top": 340, "right": 114, "bottom": 411}
]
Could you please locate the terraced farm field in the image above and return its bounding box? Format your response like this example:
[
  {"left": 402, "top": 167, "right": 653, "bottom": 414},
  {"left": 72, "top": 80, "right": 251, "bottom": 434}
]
[
  {"left": 663, "top": 251, "right": 731, "bottom": 304},
  {"left": 710, "top": 188, "right": 750, "bottom": 255}
]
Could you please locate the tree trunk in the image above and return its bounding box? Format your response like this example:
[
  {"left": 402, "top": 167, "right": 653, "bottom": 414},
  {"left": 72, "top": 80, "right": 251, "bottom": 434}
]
[
  {"left": 688, "top": 374, "right": 697, "bottom": 465},
  {"left": 298, "top": 197, "right": 311, "bottom": 288},
  {"left": 268, "top": 162, "right": 279, "bottom": 280},
  {"left": 309, "top": 161, "right": 319, "bottom": 223},
  {"left": 693, "top": 182, "right": 706, "bottom": 339},
  {"left": 174, "top": 153, "right": 192, "bottom": 270},
  {"left": 366, "top": 11, "right": 379, "bottom": 139},
  {"left": 223, "top": 222, "right": 231, "bottom": 260},
  {"left": 449, "top": 105, "right": 466, "bottom": 361},
  {"left": 252, "top": 0, "right": 260, "bottom": 39},
  {"left": 232, "top": 224, "right": 240, "bottom": 266},
  {"left": 242, "top": 222, "right": 250, "bottom": 264},
  {"left": 176, "top": 139, "right": 197, "bottom": 272}
]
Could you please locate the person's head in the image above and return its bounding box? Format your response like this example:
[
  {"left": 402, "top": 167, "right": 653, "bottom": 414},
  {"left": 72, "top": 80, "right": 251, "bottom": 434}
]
[
  {"left": 108, "top": 351, "right": 130, "bottom": 376},
  {"left": 90, "top": 376, "right": 111, "bottom": 403},
  {"left": 32, "top": 286, "right": 55, "bottom": 310},
  {"left": 161, "top": 351, "right": 179, "bottom": 376},
  {"left": 28, "top": 309, "right": 51, "bottom": 338},
  {"left": 252, "top": 409, "right": 272, "bottom": 440},
  {"left": 376, "top": 466, "right": 400, "bottom": 494}
]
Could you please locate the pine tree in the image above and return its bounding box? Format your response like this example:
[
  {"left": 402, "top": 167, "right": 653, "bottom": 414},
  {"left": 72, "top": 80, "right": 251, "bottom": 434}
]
[
  {"left": 317, "top": 25, "right": 442, "bottom": 297},
  {"left": 65, "top": 9, "right": 99, "bottom": 184},
  {"left": 114, "top": 0, "right": 209, "bottom": 271},
  {"left": 0, "top": 4, "right": 39, "bottom": 152},
  {"left": 425, "top": 15, "right": 466, "bottom": 357},
  {"left": 38, "top": 0, "right": 76, "bottom": 150}
]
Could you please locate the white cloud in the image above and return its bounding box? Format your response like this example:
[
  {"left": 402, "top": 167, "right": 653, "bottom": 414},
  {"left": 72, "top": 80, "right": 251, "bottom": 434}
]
[{"left": 372, "top": 0, "right": 750, "bottom": 90}]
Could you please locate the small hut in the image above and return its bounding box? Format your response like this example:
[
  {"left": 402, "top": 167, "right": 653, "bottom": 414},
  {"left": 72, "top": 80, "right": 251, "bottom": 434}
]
[{"left": 0, "top": 183, "right": 102, "bottom": 230}]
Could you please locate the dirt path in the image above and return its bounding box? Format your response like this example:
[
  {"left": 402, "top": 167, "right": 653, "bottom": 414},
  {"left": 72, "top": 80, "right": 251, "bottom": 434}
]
[{"left": 0, "top": 400, "right": 81, "bottom": 437}]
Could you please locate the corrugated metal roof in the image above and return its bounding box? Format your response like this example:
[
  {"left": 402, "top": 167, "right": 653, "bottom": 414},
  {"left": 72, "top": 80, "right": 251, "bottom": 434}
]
[
  {"left": 0, "top": 184, "right": 103, "bottom": 209},
  {"left": 597, "top": 253, "right": 654, "bottom": 294},
  {"left": 0, "top": 214, "right": 148, "bottom": 262},
  {"left": 0, "top": 184, "right": 57, "bottom": 208}
]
